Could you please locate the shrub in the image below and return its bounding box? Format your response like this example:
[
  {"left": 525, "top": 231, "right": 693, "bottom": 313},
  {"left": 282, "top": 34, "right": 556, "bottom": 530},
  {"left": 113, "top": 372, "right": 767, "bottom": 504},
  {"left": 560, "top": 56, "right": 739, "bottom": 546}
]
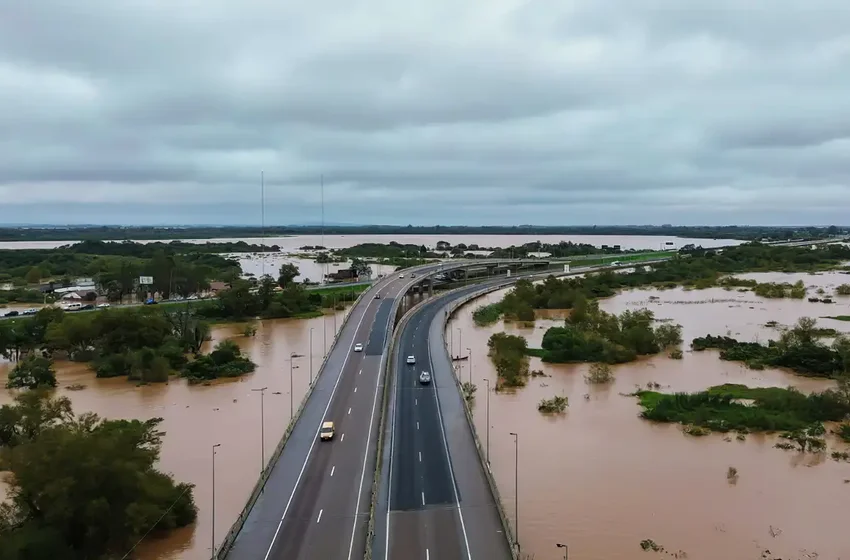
[{"left": 585, "top": 363, "right": 615, "bottom": 384}]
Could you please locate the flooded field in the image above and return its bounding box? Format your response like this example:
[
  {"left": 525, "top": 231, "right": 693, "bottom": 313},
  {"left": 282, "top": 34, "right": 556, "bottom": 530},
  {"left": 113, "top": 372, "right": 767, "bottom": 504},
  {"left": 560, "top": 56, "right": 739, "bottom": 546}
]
[
  {"left": 0, "top": 309, "right": 349, "bottom": 560},
  {"left": 0, "top": 233, "right": 742, "bottom": 252},
  {"left": 449, "top": 271, "right": 850, "bottom": 560}
]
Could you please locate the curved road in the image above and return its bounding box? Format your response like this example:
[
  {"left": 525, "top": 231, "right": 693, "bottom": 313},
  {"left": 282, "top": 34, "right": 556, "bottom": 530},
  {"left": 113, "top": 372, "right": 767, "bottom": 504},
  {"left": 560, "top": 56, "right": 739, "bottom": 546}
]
[
  {"left": 375, "top": 281, "right": 516, "bottom": 560},
  {"left": 227, "top": 267, "right": 436, "bottom": 560}
]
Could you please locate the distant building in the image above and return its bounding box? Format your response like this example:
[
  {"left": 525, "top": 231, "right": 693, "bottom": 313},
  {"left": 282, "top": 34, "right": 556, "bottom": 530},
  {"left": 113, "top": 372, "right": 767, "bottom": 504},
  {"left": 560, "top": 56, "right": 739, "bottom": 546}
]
[
  {"left": 208, "top": 281, "right": 229, "bottom": 294},
  {"left": 0, "top": 282, "right": 14, "bottom": 291},
  {"left": 326, "top": 268, "right": 358, "bottom": 283}
]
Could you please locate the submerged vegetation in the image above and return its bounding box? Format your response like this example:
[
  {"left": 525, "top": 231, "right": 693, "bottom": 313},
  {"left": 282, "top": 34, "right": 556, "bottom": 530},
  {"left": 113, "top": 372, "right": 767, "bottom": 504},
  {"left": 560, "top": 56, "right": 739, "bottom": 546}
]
[
  {"left": 585, "top": 363, "right": 615, "bottom": 384},
  {"left": 0, "top": 391, "right": 197, "bottom": 559},
  {"left": 636, "top": 383, "right": 850, "bottom": 433},
  {"left": 487, "top": 332, "right": 530, "bottom": 388},
  {"left": 538, "top": 395, "right": 569, "bottom": 413},
  {"left": 540, "top": 300, "right": 682, "bottom": 364},
  {"left": 691, "top": 317, "right": 850, "bottom": 378}
]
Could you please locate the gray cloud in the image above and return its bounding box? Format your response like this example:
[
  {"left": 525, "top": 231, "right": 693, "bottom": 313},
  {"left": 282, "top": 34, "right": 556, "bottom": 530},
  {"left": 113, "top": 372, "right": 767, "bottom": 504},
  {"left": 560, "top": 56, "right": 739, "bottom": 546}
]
[{"left": 2, "top": 0, "right": 850, "bottom": 226}]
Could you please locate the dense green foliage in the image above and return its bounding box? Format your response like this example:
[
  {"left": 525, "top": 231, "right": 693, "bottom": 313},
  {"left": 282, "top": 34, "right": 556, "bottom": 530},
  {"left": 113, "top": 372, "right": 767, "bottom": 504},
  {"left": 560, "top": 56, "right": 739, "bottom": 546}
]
[
  {"left": 751, "top": 280, "right": 807, "bottom": 298},
  {"left": 6, "top": 356, "right": 57, "bottom": 389},
  {"left": 335, "top": 242, "right": 438, "bottom": 259},
  {"left": 0, "top": 243, "right": 243, "bottom": 303},
  {"left": 539, "top": 300, "right": 682, "bottom": 364},
  {"left": 637, "top": 383, "right": 850, "bottom": 433},
  {"left": 0, "top": 391, "right": 197, "bottom": 559},
  {"left": 487, "top": 333, "right": 530, "bottom": 388},
  {"left": 1, "top": 224, "right": 843, "bottom": 242},
  {"left": 183, "top": 340, "right": 256, "bottom": 383},
  {"left": 472, "top": 303, "right": 504, "bottom": 326},
  {"left": 838, "top": 423, "right": 850, "bottom": 443},
  {"left": 0, "top": 304, "right": 258, "bottom": 383},
  {"left": 691, "top": 317, "right": 850, "bottom": 378}
]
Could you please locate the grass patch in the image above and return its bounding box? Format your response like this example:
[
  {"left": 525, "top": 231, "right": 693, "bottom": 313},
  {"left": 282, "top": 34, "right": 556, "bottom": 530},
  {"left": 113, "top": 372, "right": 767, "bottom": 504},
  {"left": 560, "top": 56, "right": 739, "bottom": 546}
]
[
  {"left": 636, "top": 383, "right": 850, "bottom": 433},
  {"left": 525, "top": 347, "right": 545, "bottom": 358},
  {"left": 823, "top": 315, "right": 850, "bottom": 322}
]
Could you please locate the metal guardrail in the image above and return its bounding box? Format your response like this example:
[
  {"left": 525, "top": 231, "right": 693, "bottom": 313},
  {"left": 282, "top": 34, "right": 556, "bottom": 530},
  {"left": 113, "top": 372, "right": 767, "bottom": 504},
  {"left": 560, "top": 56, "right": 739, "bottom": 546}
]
[{"left": 214, "top": 278, "right": 381, "bottom": 559}]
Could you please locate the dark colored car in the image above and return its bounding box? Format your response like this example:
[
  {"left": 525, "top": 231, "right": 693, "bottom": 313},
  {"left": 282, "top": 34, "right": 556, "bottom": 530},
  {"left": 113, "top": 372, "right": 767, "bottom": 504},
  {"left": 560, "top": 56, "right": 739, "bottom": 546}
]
[
  {"left": 3, "top": 310, "right": 19, "bottom": 317},
  {"left": 81, "top": 304, "right": 95, "bottom": 310}
]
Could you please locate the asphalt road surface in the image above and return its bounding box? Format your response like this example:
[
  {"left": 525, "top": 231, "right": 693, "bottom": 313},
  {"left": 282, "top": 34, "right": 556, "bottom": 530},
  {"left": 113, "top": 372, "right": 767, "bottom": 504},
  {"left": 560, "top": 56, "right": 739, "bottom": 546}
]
[
  {"left": 226, "top": 266, "right": 446, "bottom": 560},
  {"left": 377, "top": 282, "right": 515, "bottom": 560}
]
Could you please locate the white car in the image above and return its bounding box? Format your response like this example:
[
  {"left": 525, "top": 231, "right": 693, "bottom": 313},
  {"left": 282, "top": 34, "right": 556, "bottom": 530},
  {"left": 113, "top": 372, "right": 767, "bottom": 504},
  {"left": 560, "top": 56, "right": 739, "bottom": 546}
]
[
  {"left": 399, "top": 274, "right": 405, "bottom": 279},
  {"left": 419, "top": 371, "right": 431, "bottom": 384},
  {"left": 354, "top": 343, "right": 364, "bottom": 352},
  {"left": 97, "top": 303, "right": 110, "bottom": 309},
  {"left": 406, "top": 355, "right": 416, "bottom": 365}
]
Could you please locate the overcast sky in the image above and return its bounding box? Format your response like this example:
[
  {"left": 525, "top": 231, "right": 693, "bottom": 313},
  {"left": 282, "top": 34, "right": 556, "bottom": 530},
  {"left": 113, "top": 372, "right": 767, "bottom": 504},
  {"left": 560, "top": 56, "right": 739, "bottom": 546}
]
[{"left": 2, "top": 1, "right": 849, "bottom": 226}]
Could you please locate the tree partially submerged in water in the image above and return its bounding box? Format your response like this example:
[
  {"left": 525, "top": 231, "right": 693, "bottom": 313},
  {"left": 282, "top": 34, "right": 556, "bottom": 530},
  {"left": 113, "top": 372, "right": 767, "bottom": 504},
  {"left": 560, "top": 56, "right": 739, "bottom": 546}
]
[
  {"left": 487, "top": 332, "right": 530, "bottom": 388},
  {"left": 540, "top": 300, "right": 682, "bottom": 364},
  {"left": 692, "top": 317, "right": 850, "bottom": 378},
  {"left": 0, "top": 391, "right": 197, "bottom": 559}
]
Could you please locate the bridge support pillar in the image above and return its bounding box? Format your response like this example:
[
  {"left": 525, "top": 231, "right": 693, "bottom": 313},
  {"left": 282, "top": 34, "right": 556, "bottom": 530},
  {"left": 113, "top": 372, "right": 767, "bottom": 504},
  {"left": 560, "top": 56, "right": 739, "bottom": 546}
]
[{"left": 428, "top": 279, "right": 434, "bottom": 297}]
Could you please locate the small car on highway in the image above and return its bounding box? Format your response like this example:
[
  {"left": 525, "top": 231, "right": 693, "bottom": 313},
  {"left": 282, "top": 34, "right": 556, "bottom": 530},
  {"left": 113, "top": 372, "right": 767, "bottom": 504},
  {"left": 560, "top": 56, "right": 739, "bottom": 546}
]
[
  {"left": 399, "top": 274, "right": 405, "bottom": 279},
  {"left": 406, "top": 355, "right": 416, "bottom": 365},
  {"left": 320, "top": 421, "right": 335, "bottom": 441},
  {"left": 419, "top": 371, "right": 431, "bottom": 384},
  {"left": 354, "top": 343, "right": 364, "bottom": 352},
  {"left": 375, "top": 293, "right": 381, "bottom": 299}
]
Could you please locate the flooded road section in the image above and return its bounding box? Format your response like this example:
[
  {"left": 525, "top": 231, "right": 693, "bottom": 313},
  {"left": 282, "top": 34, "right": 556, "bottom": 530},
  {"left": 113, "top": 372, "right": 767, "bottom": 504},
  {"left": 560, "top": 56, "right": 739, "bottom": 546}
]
[
  {"left": 0, "top": 309, "right": 348, "bottom": 560},
  {"left": 448, "top": 272, "right": 850, "bottom": 560}
]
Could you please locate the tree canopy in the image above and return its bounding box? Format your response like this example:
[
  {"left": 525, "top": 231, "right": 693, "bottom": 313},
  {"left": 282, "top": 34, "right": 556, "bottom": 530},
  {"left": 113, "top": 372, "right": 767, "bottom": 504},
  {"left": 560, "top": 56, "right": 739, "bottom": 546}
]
[{"left": 0, "top": 391, "right": 197, "bottom": 559}]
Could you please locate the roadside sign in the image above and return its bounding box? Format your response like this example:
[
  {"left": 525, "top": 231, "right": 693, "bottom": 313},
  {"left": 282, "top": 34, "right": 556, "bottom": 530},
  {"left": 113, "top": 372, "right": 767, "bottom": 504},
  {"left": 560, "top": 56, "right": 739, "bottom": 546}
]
[{"left": 139, "top": 276, "right": 154, "bottom": 285}]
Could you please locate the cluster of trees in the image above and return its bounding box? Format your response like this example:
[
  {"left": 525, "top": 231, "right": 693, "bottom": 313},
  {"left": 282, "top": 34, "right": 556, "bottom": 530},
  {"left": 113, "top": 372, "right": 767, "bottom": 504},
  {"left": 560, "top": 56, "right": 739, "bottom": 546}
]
[
  {"left": 637, "top": 383, "right": 850, "bottom": 434},
  {"left": 0, "top": 246, "right": 243, "bottom": 304},
  {"left": 4, "top": 224, "right": 845, "bottom": 242},
  {"left": 718, "top": 277, "right": 807, "bottom": 298},
  {"left": 539, "top": 300, "right": 682, "bottom": 364},
  {"left": 477, "top": 243, "right": 850, "bottom": 327},
  {"left": 0, "top": 304, "right": 257, "bottom": 385},
  {"left": 0, "top": 391, "right": 197, "bottom": 558},
  {"left": 691, "top": 317, "right": 849, "bottom": 378},
  {"left": 487, "top": 332, "right": 531, "bottom": 388}
]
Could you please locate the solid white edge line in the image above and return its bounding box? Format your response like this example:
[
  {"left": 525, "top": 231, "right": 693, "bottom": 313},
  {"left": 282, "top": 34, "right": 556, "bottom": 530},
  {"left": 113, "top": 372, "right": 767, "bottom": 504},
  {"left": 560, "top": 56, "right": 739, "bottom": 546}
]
[
  {"left": 261, "top": 287, "right": 376, "bottom": 560},
  {"left": 317, "top": 509, "right": 323, "bottom": 524},
  {"left": 331, "top": 466, "right": 335, "bottom": 477},
  {"left": 347, "top": 280, "right": 405, "bottom": 560},
  {"left": 427, "top": 304, "right": 473, "bottom": 560}
]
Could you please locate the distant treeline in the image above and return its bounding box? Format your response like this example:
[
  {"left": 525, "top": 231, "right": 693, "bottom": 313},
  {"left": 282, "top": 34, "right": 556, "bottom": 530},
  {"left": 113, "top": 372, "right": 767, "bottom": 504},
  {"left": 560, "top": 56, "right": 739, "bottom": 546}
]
[{"left": 1, "top": 224, "right": 847, "bottom": 242}]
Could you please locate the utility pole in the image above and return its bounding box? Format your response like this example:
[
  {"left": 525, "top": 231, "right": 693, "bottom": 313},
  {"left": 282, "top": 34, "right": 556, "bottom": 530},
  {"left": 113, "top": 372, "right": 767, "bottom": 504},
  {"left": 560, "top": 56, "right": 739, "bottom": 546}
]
[
  {"left": 289, "top": 353, "right": 300, "bottom": 421},
  {"left": 467, "top": 347, "right": 472, "bottom": 385},
  {"left": 261, "top": 171, "right": 266, "bottom": 279}
]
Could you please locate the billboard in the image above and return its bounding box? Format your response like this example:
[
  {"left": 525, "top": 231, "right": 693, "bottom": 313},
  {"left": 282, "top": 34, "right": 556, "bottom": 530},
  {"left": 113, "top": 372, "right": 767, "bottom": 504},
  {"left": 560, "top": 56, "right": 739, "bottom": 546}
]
[{"left": 139, "top": 276, "right": 154, "bottom": 285}]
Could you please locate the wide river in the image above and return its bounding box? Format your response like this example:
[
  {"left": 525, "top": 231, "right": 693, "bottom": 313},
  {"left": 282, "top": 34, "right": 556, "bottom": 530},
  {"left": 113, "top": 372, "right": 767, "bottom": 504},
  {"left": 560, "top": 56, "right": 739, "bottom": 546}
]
[{"left": 449, "top": 270, "right": 850, "bottom": 560}]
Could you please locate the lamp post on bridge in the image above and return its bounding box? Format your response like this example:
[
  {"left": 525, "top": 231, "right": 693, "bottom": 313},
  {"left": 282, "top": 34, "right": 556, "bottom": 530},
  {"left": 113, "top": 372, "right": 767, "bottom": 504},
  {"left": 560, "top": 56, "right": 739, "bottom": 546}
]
[
  {"left": 211, "top": 443, "right": 221, "bottom": 556},
  {"left": 466, "top": 347, "right": 472, "bottom": 385},
  {"left": 251, "top": 387, "right": 267, "bottom": 474},
  {"left": 309, "top": 327, "right": 314, "bottom": 385},
  {"left": 557, "top": 543, "right": 568, "bottom": 559},
  {"left": 509, "top": 431, "right": 520, "bottom": 553},
  {"left": 289, "top": 353, "right": 300, "bottom": 421},
  {"left": 484, "top": 378, "right": 491, "bottom": 465}
]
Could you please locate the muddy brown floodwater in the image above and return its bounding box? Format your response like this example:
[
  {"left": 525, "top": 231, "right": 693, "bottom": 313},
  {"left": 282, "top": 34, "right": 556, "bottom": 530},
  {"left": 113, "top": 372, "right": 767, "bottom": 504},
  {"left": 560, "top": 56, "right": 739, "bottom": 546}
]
[
  {"left": 0, "top": 308, "right": 349, "bottom": 560},
  {"left": 448, "top": 271, "right": 850, "bottom": 560}
]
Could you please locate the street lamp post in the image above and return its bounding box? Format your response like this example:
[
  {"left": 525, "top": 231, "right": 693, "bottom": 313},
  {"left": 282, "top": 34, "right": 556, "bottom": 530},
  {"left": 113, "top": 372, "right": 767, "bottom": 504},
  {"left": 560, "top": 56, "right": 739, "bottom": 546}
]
[
  {"left": 251, "top": 387, "right": 267, "bottom": 473},
  {"left": 289, "top": 353, "right": 300, "bottom": 421},
  {"left": 557, "top": 543, "right": 568, "bottom": 559},
  {"left": 484, "top": 378, "right": 491, "bottom": 464},
  {"left": 466, "top": 347, "right": 472, "bottom": 385},
  {"left": 211, "top": 443, "right": 221, "bottom": 556},
  {"left": 457, "top": 328, "right": 462, "bottom": 360},
  {"left": 509, "top": 432, "right": 519, "bottom": 552},
  {"left": 309, "top": 327, "right": 314, "bottom": 385}
]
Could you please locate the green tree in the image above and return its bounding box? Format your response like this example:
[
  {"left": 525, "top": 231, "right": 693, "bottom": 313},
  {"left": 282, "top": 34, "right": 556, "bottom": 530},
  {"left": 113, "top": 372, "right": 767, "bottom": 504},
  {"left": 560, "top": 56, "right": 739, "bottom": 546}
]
[
  {"left": 24, "top": 266, "right": 42, "bottom": 284},
  {"left": 278, "top": 263, "right": 300, "bottom": 288},
  {"left": 7, "top": 356, "right": 57, "bottom": 389},
  {"left": 0, "top": 393, "right": 197, "bottom": 559}
]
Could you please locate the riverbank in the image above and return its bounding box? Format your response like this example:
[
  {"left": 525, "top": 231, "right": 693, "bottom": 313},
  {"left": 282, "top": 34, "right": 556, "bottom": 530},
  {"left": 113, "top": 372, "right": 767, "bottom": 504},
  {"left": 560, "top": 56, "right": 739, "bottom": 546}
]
[
  {"left": 0, "top": 308, "right": 349, "bottom": 560},
  {"left": 448, "top": 271, "right": 850, "bottom": 560}
]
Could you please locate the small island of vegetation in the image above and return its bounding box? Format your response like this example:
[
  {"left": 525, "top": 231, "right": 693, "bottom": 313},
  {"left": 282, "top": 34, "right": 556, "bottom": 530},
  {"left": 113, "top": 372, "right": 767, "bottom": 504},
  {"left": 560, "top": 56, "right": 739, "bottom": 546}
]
[{"left": 691, "top": 317, "right": 849, "bottom": 378}]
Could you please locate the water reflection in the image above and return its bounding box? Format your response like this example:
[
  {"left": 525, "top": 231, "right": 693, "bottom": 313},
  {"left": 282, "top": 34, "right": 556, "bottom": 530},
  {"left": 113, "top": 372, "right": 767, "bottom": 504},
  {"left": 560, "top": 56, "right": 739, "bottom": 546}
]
[
  {"left": 449, "top": 272, "right": 850, "bottom": 560},
  {"left": 0, "top": 309, "right": 348, "bottom": 559}
]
